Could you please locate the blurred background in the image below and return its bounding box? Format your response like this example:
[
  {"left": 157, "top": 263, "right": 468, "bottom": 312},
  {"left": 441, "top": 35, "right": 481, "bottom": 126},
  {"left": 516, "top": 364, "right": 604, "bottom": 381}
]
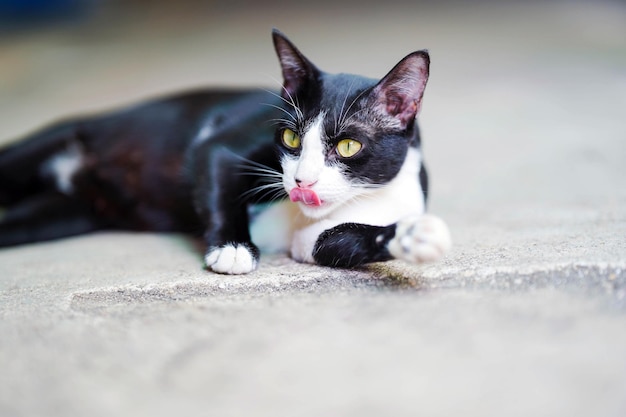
[{"left": 0, "top": 0, "right": 625, "bottom": 221}]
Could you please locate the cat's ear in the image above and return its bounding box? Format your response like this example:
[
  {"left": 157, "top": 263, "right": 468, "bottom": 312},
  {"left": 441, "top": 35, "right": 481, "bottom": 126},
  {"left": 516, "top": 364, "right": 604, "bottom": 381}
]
[
  {"left": 370, "top": 50, "right": 430, "bottom": 128},
  {"left": 272, "top": 29, "right": 320, "bottom": 99}
]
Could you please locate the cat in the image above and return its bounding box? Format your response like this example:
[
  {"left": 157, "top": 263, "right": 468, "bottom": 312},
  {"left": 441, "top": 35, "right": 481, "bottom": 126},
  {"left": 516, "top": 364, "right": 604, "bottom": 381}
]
[{"left": 0, "top": 29, "right": 451, "bottom": 274}]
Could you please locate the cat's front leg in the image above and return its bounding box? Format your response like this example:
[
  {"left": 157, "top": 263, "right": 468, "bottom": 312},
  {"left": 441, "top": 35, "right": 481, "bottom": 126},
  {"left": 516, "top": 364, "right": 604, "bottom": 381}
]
[
  {"left": 310, "top": 214, "right": 451, "bottom": 268},
  {"left": 204, "top": 242, "right": 260, "bottom": 275},
  {"left": 193, "top": 145, "right": 263, "bottom": 275},
  {"left": 201, "top": 206, "right": 261, "bottom": 275},
  {"left": 310, "top": 222, "right": 395, "bottom": 267}
]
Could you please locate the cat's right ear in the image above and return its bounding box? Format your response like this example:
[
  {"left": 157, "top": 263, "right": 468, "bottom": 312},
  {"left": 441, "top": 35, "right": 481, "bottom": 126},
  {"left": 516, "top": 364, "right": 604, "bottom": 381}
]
[
  {"left": 272, "top": 29, "right": 320, "bottom": 99},
  {"left": 370, "top": 50, "right": 430, "bottom": 129}
]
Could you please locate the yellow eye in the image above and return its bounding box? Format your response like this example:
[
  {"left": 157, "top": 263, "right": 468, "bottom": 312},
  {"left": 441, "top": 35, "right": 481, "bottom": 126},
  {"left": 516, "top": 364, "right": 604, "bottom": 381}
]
[
  {"left": 336, "top": 139, "right": 362, "bottom": 158},
  {"left": 282, "top": 128, "right": 301, "bottom": 149}
]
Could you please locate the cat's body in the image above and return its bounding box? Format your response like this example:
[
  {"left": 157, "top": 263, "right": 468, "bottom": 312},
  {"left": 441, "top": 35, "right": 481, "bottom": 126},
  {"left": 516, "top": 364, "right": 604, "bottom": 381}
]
[{"left": 0, "top": 30, "right": 450, "bottom": 274}]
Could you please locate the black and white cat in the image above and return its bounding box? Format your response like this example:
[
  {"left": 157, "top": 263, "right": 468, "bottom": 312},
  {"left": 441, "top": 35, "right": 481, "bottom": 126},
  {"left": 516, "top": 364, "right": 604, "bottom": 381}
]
[{"left": 0, "top": 30, "right": 450, "bottom": 274}]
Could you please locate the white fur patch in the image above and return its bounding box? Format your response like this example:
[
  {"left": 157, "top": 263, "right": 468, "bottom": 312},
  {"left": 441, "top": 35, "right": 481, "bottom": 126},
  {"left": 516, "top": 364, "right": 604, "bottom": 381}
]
[
  {"left": 44, "top": 143, "right": 84, "bottom": 194},
  {"left": 295, "top": 114, "right": 326, "bottom": 185},
  {"left": 249, "top": 201, "right": 298, "bottom": 254},
  {"left": 325, "top": 147, "right": 425, "bottom": 226},
  {"left": 282, "top": 113, "right": 357, "bottom": 219},
  {"left": 388, "top": 214, "right": 451, "bottom": 263},
  {"left": 204, "top": 244, "right": 257, "bottom": 274}
]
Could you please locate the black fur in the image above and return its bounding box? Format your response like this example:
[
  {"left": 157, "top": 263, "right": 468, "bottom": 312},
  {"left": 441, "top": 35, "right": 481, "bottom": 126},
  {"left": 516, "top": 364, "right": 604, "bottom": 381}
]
[
  {"left": 0, "top": 89, "right": 282, "bottom": 249},
  {"left": 312, "top": 223, "right": 396, "bottom": 268}
]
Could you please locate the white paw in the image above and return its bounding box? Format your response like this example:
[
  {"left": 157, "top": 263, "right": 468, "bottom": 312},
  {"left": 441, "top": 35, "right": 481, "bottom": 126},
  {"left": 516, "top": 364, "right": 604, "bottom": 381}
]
[
  {"left": 388, "top": 214, "right": 451, "bottom": 264},
  {"left": 204, "top": 244, "right": 258, "bottom": 274}
]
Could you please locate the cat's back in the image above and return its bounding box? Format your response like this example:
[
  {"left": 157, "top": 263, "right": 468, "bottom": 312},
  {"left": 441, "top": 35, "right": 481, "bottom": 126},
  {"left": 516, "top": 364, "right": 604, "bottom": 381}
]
[
  {"left": 44, "top": 88, "right": 281, "bottom": 231},
  {"left": 79, "top": 89, "right": 268, "bottom": 148}
]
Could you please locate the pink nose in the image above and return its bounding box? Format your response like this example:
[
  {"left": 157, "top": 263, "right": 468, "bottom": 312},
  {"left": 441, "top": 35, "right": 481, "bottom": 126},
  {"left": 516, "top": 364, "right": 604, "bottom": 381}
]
[
  {"left": 296, "top": 178, "right": 317, "bottom": 188},
  {"left": 295, "top": 178, "right": 317, "bottom": 188}
]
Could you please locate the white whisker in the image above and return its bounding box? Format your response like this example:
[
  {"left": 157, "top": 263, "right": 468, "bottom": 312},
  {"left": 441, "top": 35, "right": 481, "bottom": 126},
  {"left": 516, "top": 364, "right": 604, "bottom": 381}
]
[
  {"left": 260, "top": 84, "right": 304, "bottom": 125},
  {"left": 340, "top": 108, "right": 368, "bottom": 132},
  {"left": 282, "top": 87, "right": 304, "bottom": 123},
  {"left": 235, "top": 164, "right": 283, "bottom": 178},
  {"left": 267, "top": 118, "right": 297, "bottom": 130},
  {"left": 335, "top": 78, "right": 357, "bottom": 137},
  {"left": 240, "top": 182, "right": 287, "bottom": 203},
  {"left": 226, "top": 151, "right": 288, "bottom": 203},
  {"left": 338, "top": 89, "right": 369, "bottom": 134}
]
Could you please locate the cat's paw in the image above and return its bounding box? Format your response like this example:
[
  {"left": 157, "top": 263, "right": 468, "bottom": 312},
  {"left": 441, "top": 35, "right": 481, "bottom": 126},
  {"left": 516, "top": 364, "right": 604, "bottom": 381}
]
[
  {"left": 204, "top": 243, "right": 259, "bottom": 275},
  {"left": 388, "top": 214, "right": 451, "bottom": 264}
]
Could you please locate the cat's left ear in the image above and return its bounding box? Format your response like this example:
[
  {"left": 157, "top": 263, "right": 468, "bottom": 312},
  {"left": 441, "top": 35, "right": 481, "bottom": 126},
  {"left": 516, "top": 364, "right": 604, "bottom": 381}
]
[
  {"left": 272, "top": 29, "right": 320, "bottom": 99},
  {"left": 370, "top": 50, "right": 430, "bottom": 128}
]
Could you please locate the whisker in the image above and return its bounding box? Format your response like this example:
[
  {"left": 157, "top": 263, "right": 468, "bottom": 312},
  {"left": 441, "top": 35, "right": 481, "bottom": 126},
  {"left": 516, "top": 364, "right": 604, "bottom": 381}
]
[
  {"left": 240, "top": 182, "right": 287, "bottom": 203},
  {"left": 354, "top": 182, "right": 385, "bottom": 190},
  {"left": 227, "top": 152, "right": 284, "bottom": 180},
  {"left": 241, "top": 182, "right": 284, "bottom": 196},
  {"left": 260, "top": 102, "right": 297, "bottom": 123},
  {"left": 267, "top": 189, "right": 289, "bottom": 204},
  {"left": 338, "top": 89, "right": 369, "bottom": 133},
  {"left": 283, "top": 87, "right": 304, "bottom": 123},
  {"left": 228, "top": 152, "right": 279, "bottom": 171},
  {"left": 267, "top": 118, "right": 296, "bottom": 128},
  {"left": 225, "top": 149, "right": 287, "bottom": 204},
  {"left": 234, "top": 165, "right": 283, "bottom": 178},
  {"left": 339, "top": 107, "right": 368, "bottom": 134},
  {"left": 336, "top": 78, "right": 357, "bottom": 136},
  {"left": 261, "top": 188, "right": 289, "bottom": 205},
  {"left": 260, "top": 84, "right": 304, "bottom": 124}
]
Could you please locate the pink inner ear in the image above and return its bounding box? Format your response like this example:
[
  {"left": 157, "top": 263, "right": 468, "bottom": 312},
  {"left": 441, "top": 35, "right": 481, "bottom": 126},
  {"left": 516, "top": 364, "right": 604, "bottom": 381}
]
[
  {"left": 386, "top": 96, "right": 404, "bottom": 116},
  {"left": 373, "top": 51, "right": 429, "bottom": 127},
  {"left": 387, "top": 96, "right": 418, "bottom": 126}
]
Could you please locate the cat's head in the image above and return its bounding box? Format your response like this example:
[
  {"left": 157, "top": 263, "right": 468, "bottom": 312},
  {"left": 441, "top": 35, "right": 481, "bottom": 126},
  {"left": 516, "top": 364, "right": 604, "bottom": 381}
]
[{"left": 272, "top": 29, "right": 429, "bottom": 219}]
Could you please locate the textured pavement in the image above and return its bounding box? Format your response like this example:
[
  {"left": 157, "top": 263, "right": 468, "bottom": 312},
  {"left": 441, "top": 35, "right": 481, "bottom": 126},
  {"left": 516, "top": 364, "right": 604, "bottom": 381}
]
[{"left": 1, "top": 1, "right": 625, "bottom": 416}]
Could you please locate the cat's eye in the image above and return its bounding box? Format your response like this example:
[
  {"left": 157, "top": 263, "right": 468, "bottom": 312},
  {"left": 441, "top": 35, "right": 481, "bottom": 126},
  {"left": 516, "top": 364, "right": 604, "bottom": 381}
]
[
  {"left": 336, "top": 139, "right": 362, "bottom": 158},
  {"left": 282, "top": 128, "right": 301, "bottom": 149}
]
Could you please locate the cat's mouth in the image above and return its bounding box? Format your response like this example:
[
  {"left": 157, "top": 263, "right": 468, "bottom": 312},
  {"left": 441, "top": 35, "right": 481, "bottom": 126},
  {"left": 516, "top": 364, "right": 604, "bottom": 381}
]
[{"left": 289, "top": 188, "right": 322, "bottom": 207}]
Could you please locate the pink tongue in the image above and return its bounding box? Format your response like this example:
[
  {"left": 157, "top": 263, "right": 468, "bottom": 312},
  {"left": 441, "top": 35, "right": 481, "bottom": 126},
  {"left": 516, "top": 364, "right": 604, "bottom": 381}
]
[{"left": 289, "top": 188, "right": 322, "bottom": 206}]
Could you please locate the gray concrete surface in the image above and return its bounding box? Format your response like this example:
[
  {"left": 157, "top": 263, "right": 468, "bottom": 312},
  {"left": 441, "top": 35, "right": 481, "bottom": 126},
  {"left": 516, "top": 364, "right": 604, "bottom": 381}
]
[{"left": 1, "top": 1, "right": 625, "bottom": 416}]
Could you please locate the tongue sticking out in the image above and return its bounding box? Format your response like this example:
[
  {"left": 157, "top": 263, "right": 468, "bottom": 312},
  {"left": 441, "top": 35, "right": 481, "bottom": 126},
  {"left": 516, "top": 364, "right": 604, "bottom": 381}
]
[{"left": 289, "top": 188, "right": 322, "bottom": 207}]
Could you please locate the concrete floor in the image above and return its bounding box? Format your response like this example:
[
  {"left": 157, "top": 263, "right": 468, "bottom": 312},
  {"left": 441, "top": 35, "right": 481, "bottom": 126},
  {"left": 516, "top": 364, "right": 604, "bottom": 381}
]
[{"left": 1, "top": 1, "right": 625, "bottom": 416}]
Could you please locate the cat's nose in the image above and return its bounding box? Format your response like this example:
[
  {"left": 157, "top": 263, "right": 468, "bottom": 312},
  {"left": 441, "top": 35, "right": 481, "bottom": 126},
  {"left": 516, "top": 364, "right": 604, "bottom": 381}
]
[{"left": 295, "top": 178, "right": 317, "bottom": 188}]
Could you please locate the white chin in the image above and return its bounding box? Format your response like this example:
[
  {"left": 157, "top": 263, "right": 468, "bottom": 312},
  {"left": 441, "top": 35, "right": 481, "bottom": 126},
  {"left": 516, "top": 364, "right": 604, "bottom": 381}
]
[{"left": 298, "top": 202, "right": 336, "bottom": 219}]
